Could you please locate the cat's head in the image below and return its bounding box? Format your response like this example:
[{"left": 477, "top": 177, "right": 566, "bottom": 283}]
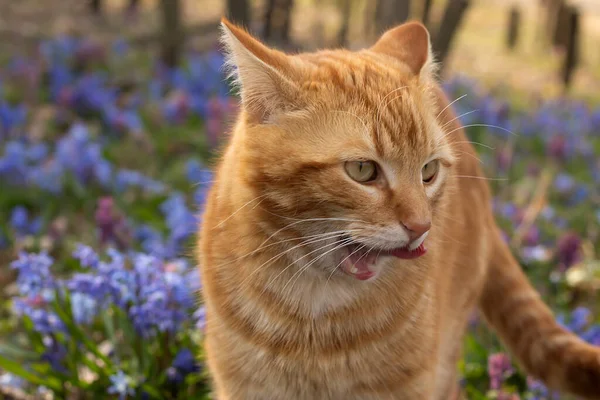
[{"left": 221, "top": 19, "right": 455, "bottom": 281}]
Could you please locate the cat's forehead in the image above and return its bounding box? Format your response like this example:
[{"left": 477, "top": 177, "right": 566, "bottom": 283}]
[
  {"left": 295, "top": 50, "right": 432, "bottom": 157},
  {"left": 296, "top": 50, "right": 411, "bottom": 95}
]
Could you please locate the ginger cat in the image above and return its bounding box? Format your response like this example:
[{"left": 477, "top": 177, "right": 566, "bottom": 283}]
[{"left": 198, "top": 18, "right": 600, "bottom": 400}]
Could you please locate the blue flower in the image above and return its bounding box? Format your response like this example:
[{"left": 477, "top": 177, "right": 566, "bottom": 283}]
[
  {"left": 527, "top": 377, "right": 559, "bottom": 399},
  {"left": 0, "top": 373, "right": 25, "bottom": 390},
  {"left": 73, "top": 244, "right": 100, "bottom": 268},
  {"left": 112, "top": 39, "right": 129, "bottom": 57},
  {"left": 553, "top": 173, "right": 574, "bottom": 193},
  {"left": 27, "top": 143, "right": 49, "bottom": 162},
  {"left": 581, "top": 326, "right": 600, "bottom": 346},
  {"left": 67, "top": 273, "right": 110, "bottom": 303},
  {"left": 194, "top": 306, "right": 206, "bottom": 331},
  {"left": 41, "top": 338, "right": 68, "bottom": 374},
  {"left": 70, "top": 292, "right": 98, "bottom": 324},
  {"left": 10, "top": 206, "right": 29, "bottom": 232},
  {"left": 108, "top": 370, "right": 135, "bottom": 400},
  {"left": 11, "top": 252, "right": 54, "bottom": 296},
  {"left": 569, "top": 307, "right": 591, "bottom": 334},
  {"left": 568, "top": 185, "right": 589, "bottom": 206},
  {"left": 168, "top": 348, "right": 200, "bottom": 383},
  {"left": 13, "top": 299, "right": 64, "bottom": 334},
  {"left": 0, "top": 232, "right": 8, "bottom": 249}
]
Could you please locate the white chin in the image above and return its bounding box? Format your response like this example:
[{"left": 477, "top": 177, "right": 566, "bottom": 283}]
[{"left": 408, "top": 231, "right": 429, "bottom": 250}]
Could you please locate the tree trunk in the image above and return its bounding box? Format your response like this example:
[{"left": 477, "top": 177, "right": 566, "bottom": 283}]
[
  {"left": 281, "top": 0, "right": 294, "bottom": 43},
  {"left": 227, "top": 0, "right": 251, "bottom": 26},
  {"left": 338, "top": 0, "right": 352, "bottom": 46},
  {"left": 552, "top": 1, "right": 570, "bottom": 48},
  {"left": 263, "top": 0, "right": 277, "bottom": 40},
  {"left": 90, "top": 0, "right": 101, "bottom": 14},
  {"left": 160, "top": 0, "right": 183, "bottom": 67},
  {"left": 545, "top": 0, "right": 564, "bottom": 42},
  {"left": 561, "top": 6, "right": 580, "bottom": 88},
  {"left": 506, "top": 6, "right": 520, "bottom": 50},
  {"left": 263, "top": 0, "right": 294, "bottom": 44},
  {"left": 422, "top": 0, "right": 433, "bottom": 27},
  {"left": 375, "top": 0, "right": 411, "bottom": 33},
  {"left": 432, "top": 0, "right": 470, "bottom": 71}
]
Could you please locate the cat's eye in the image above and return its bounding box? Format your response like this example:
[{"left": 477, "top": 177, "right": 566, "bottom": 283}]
[
  {"left": 422, "top": 160, "right": 439, "bottom": 183},
  {"left": 345, "top": 161, "right": 378, "bottom": 183}
]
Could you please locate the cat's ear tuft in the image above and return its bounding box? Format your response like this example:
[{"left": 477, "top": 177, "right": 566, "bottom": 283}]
[
  {"left": 220, "top": 18, "right": 302, "bottom": 123},
  {"left": 370, "top": 21, "right": 433, "bottom": 76}
]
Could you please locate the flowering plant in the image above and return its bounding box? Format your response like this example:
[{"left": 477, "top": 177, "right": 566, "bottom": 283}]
[{"left": 0, "top": 247, "right": 208, "bottom": 399}]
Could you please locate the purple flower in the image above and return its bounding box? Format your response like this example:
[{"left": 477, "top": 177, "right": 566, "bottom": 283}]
[
  {"left": 487, "top": 353, "right": 513, "bottom": 390},
  {"left": 95, "top": 197, "right": 130, "bottom": 249},
  {"left": 495, "top": 147, "right": 512, "bottom": 171},
  {"left": 522, "top": 226, "right": 540, "bottom": 246},
  {"left": 547, "top": 134, "right": 568, "bottom": 160},
  {"left": 556, "top": 232, "right": 582, "bottom": 270}
]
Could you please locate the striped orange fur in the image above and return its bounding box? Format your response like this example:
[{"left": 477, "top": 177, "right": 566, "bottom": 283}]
[{"left": 197, "top": 18, "right": 600, "bottom": 399}]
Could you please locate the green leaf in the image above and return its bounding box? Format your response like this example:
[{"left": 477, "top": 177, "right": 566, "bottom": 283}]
[
  {"left": 0, "top": 342, "right": 40, "bottom": 361},
  {"left": 102, "top": 309, "right": 117, "bottom": 349},
  {"left": 140, "top": 383, "right": 162, "bottom": 399},
  {"left": 464, "top": 335, "right": 489, "bottom": 364},
  {"left": 0, "top": 354, "right": 62, "bottom": 391},
  {"left": 51, "top": 295, "right": 114, "bottom": 372}
]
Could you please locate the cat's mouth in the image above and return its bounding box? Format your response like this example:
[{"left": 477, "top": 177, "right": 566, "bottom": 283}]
[{"left": 338, "top": 234, "right": 428, "bottom": 281}]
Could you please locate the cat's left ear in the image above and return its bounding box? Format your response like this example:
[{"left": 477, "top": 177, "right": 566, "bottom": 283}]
[
  {"left": 220, "top": 18, "right": 304, "bottom": 123},
  {"left": 370, "top": 21, "right": 433, "bottom": 76}
]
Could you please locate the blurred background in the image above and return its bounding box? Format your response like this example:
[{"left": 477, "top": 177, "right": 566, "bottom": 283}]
[{"left": 0, "top": 0, "right": 598, "bottom": 399}]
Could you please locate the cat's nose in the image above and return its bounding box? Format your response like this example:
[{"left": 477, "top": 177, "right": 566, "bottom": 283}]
[{"left": 402, "top": 219, "right": 431, "bottom": 241}]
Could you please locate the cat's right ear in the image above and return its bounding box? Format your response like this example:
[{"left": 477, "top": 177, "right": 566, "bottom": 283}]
[{"left": 220, "top": 18, "right": 303, "bottom": 123}]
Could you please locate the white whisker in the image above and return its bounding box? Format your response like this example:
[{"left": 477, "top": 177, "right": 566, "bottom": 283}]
[
  {"left": 211, "top": 229, "right": 358, "bottom": 270},
  {"left": 443, "top": 123, "right": 517, "bottom": 139},
  {"left": 325, "top": 243, "right": 367, "bottom": 287},
  {"left": 264, "top": 237, "right": 353, "bottom": 295},
  {"left": 451, "top": 175, "right": 508, "bottom": 181},
  {"left": 454, "top": 150, "right": 483, "bottom": 164},
  {"left": 453, "top": 140, "right": 495, "bottom": 150},
  {"left": 281, "top": 238, "right": 355, "bottom": 294},
  {"left": 440, "top": 109, "right": 479, "bottom": 129},
  {"left": 192, "top": 179, "right": 218, "bottom": 187},
  {"left": 436, "top": 94, "right": 467, "bottom": 119},
  {"left": 237, "top": 230, "right": 359, "bottom": 288},
  {"left": 213, "top": 194, "right": 268, "bottom": 229}
]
